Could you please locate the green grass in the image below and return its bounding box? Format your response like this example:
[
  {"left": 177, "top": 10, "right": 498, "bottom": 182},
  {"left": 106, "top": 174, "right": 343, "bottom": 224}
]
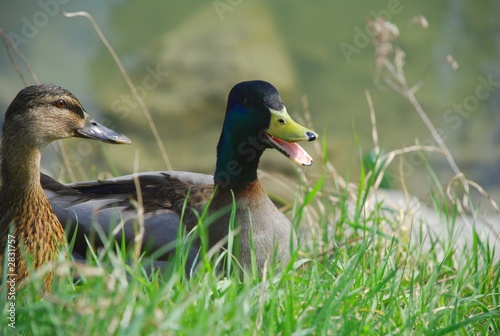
[{"left": 2, "top": 154, "right": 499, "bottom": 335}]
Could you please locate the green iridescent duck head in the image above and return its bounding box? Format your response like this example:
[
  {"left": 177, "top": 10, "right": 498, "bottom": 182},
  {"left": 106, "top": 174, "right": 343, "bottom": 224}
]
[{"left": 215, "top": 80, "right": 318, "bottom": 185}]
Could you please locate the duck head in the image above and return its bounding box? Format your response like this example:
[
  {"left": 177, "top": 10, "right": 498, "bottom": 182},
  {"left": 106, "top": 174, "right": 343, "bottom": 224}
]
[
  {"left": 3, "top": 84, "right": 131, "bottom": 149},
  {"left": 215, "top": 80, "right": 317, "bottom": 185}
]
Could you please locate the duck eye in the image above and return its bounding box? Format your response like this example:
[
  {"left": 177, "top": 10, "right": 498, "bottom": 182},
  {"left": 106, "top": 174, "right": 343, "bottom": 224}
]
[
  {"left": 54, "top": 99, "right": 66, "bottom": 108},
  {"left": 278, "top": 118, "right": 286, "bottom": 124}
]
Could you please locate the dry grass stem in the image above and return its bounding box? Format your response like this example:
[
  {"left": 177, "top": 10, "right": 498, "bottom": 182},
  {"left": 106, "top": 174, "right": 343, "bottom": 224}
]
[
  {"left": 0, "top": 27, "right": 40, "bottom": 86},
  {"left": 365, "top": 90, "right": 380, "bottom": 157},
  {"left": 0, "top": 26, "right": 79, "bottom": 181},
  {"left": 301, "top": 96, "right": 354, "bottom": 197},
  {"left": 367, "top": 17, "right": 477, "bottom": 209},
  {"left": 62, "top": 10, "right": 173, "bottom": 171},
  {"left": 132, "top": 150, "right": 146, "bottom": 263}
]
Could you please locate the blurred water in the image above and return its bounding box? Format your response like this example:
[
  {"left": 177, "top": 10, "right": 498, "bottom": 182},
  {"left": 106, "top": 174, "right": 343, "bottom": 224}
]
[{"left": 0, "top": 0, "right": 499, "bottom": 208}]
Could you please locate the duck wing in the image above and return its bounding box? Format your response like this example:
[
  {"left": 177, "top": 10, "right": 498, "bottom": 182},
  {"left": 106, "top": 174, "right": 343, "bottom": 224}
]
[{"left": 41, "top": 172, "right": 214, "bottom": 264}]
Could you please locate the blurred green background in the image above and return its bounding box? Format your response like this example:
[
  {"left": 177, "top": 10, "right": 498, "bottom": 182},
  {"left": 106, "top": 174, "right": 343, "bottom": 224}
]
[{"left": 1, "top": 0, "right": 499, "bottom": 206}]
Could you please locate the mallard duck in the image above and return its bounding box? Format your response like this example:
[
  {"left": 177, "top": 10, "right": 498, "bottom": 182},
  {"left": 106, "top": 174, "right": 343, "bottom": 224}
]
[
  {"left": 0, "top": 84, "right": 130, "bottom": 291},
  {"left": 42, "top": 80, "right": 317, "bottom": 274}
]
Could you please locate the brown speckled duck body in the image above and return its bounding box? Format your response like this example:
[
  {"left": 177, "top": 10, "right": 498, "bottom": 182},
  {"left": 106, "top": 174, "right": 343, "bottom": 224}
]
[
  {"left": 0, "top": 84, "right": 130, "bottom": 291},
  {"left": 42, "top": 81, "right": 317, "bottom": 274}
]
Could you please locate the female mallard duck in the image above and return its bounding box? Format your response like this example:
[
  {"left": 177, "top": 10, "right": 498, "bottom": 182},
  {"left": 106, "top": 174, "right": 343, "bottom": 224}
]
[
  {"left": 42, "top": 80, "right": 317, "bottom": 273},
  {"left": 0, "top": 84, "right": 130, "bottom": 291}
]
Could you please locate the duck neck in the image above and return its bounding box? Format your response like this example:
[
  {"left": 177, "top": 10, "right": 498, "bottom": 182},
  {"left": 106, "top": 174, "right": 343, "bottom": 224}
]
[
  {"left": 214, "top": 127, "right": 267, "bottom": 188},
  {"left": 0, "top": 137, "right": 43, "bottom": 193}
]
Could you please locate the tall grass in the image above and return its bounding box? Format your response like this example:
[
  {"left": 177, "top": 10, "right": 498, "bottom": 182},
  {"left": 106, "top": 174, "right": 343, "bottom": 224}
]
[{"left": 1, "top": 146, "right": 498, "bottom": 335}]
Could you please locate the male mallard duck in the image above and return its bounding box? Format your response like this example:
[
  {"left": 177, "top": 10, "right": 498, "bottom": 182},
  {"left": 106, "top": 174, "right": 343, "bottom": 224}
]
[
  {"left": 42, "top": 80, "right": 317, "bottom": 273},
  {"left": 0, "top": 84, "right": 130, "bottom": 291}
]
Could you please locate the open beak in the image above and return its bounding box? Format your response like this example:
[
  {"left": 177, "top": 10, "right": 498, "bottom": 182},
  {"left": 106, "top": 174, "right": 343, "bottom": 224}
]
[
  {"left": 75, "top": 113, "right": 131, "bottom": 144},
  {"left": 264, "top": 107, "right": 317, "bottom": 166}
]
